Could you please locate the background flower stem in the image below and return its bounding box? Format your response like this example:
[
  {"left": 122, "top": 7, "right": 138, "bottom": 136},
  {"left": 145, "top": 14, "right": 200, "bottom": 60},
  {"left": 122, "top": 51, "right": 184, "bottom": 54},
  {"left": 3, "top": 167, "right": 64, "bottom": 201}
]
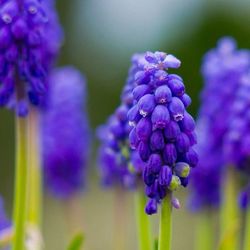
[
  {"left": 134, "top": 188, "right": 153, "bottom": 250},
  {"left": 219, "top": 168, "right": 239, "bottom": 250},
  {"left": 26, "top": 108, "right": 43, "bottom": 249},
  {"left": 27, "top": 108, "right": 42, "bottom": 226},
  {"left": 12, "top": 115, "right": 28, "bottom": 250},
  {"left": 195, "top": 210, "right": 214, "bottom": 250},
  {"left": 243, "top": 207, "right": 250, "bottom": 250},
  {"left": 158, "top": 192, "right": 172, "bottom": 250}
]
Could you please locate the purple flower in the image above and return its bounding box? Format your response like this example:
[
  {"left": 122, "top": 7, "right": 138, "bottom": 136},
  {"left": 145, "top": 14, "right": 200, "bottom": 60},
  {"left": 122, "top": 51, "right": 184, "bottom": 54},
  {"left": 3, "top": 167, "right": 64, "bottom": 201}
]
[
  {"left": 189, "top": 37, "right": 250, "bottom": 211},
  {"left": 0, "top": 0, "right": 63, "bottom": 115},
  {"left": 127, "top": 51, "right": 197, "bottom": 214},
  {"left": 42, "top": 67, "right": 89, "bottom": 199},
  {"left": 97, "top": 55, "right": 146, "bottom": 189}
]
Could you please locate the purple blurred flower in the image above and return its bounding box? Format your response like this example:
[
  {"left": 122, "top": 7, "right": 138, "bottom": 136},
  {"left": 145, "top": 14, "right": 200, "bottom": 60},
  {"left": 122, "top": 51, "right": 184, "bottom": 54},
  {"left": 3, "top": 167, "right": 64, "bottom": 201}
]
[
  {"left": 42, "top": 67, "right": 89, "bottom": 199},
  {"left": 97, "top": 55, "right": 147, "bottom": 189},
  {"left": 190, "top": 37, "right": 250, "bottom": 211},
  {"left": 127, "top": 51, "right": 197, "bottom": 214},
  {"left": 0, "top": 0, "right": 63, "bottom": 115}
]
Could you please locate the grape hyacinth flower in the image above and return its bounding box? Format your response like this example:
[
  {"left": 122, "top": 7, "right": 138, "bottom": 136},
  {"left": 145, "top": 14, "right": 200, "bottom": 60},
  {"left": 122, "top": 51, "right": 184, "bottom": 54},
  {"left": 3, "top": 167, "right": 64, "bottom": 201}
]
[
  {"left": 127, "top": 51, "right": 198, "bottom": 215},
  {"left": 42, "top": 67, "right": 89, "bottom": 198},
  {"left": 0, "top": 0, "right": 63, "bottom": 115}
]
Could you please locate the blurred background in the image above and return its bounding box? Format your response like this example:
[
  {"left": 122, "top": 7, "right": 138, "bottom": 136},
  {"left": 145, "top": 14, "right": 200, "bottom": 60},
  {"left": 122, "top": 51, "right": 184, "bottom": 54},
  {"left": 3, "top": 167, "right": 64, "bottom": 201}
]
[{"left": 1, "top": 0, "right": 250, "bottom": 249}]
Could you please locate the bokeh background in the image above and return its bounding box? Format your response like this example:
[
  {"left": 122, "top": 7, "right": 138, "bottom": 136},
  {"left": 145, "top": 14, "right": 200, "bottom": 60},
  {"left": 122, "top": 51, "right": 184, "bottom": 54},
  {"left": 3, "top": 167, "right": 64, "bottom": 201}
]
[{"left": 1, "top": 0, "right": 250, "bottom": 249}]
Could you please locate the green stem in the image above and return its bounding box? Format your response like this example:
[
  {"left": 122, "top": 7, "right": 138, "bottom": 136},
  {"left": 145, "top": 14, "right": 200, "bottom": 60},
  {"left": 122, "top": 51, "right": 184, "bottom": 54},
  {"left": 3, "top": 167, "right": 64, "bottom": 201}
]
[
  {"left": 219, "top": 168, "right": 239, "bottom": 250},
  {"left": 195, "top": 210, "right": 214, "bottom": 250},
  {"left": 27, "top": 109, "right": 42, "bottom": 226},
  {"left": 13, "top": 115, "right": 28, "bottom": 250},
  {"left": 243, "top": 207, "right": 250, "bottom": 250},
  {"left": 158, "top": 192, "right": 172, "bottom": 250},
  {"left": 134, "top": 190, "right": 153, "bottom": 250}
]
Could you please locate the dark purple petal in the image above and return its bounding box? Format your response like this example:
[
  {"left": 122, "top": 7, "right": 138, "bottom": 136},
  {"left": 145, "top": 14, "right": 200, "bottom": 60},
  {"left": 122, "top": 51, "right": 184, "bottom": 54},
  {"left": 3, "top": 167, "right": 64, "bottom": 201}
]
[
  {"left": 136, "top": 117, "right": 152, "bottom": 141},
  {"left": 138, "top": 94, "right": 156, "bottom": 117},
  {"left": 163, "top": 144, "right": 177, "bottom": 166},
  {"left": 169, "top": 97, "right": 185, "bottom": 121},
  {"left": 151, "top": 105, "right": 170, "bottom": 129},
  {"left": 164, "top": 121, "right": 181, "bottom": 141},
  {"left": 145, "top": 199, "right": 158, "bottom": 215},
  {"left": 159, "top": 166, "right": 172, "bottom": 186},
  {"left": 155, "top": 85, "right": 172, "bottom": 104}
]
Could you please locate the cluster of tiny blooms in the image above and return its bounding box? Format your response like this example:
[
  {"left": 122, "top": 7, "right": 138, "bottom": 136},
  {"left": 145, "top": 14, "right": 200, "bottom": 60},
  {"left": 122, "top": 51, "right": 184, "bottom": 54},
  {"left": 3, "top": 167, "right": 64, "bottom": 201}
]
[
  {"left": 97, "top": 54, "right": 146, "bottom": 188},
  {"left": 42, "top": 67, "right": 89, "bottom": 199},
  {"left": 127, "top": 51, "right": 198, "bottom": 215},
  {"left": 0, "top": 0, "right": 63, "bottom": 115},
  {"left": 224, "top": 72, "right": 250, "bottom": 209},
  {"left": 189, "top": 37, "right": 250, "bottom": 210}
]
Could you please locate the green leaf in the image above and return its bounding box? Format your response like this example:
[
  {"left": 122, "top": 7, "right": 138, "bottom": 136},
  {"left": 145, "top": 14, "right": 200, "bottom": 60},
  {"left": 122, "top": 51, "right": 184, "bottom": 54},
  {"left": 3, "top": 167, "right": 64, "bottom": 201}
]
[{"left": 67, "top": 232, "right": 85, "bottom": 250}]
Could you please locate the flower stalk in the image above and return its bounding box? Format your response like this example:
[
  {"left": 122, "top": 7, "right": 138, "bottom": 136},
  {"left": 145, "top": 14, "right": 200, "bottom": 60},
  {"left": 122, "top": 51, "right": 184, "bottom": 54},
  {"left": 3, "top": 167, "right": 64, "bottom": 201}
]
[
  {"left": 220, "top": 168, "right": 239, "bottom": 250},
  {"left": 135, "top": 189, "right": 153, "bottom": 250},
  {"left": 158, "top": 192, "right": 172, "bottom": 250},
  {"left": 243, "top": 207, "right": 250, "bottom": 250},
  {"left": 12, "top": 114, "right": 28, "bottom": 250},
  {"left": 195, "top": 210, "right": 214, "bottom": 250},
  {"left": 27, "top": 108, "right": 42, "bottom": 227}
]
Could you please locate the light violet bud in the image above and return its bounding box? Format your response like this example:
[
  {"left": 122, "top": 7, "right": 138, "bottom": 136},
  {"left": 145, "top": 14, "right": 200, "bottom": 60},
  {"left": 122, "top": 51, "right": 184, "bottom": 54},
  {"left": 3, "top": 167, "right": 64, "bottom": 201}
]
[
  {"left": 151, "top": 105, "right": 170, "bottom": 129},
  {"left": 168, "top": 97, "right": 185, "bottom": 121},
  {"left": 163, "top": 54, "right": 181, "bottom": 69},
  {"left": 136, "top": 117, "right": 152, "bottom": 141},
  {"left": 155, "top": 85, "right": 172, "bottom": 104},
  {"left": 174, "top": 162, "right": 190, "bottom": 178},
  {"left": 172, "top": 197, "right": 181, "bottom": 209},
  {"left": 138, "top": 94, "right": 156, "bottom": 117}
]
